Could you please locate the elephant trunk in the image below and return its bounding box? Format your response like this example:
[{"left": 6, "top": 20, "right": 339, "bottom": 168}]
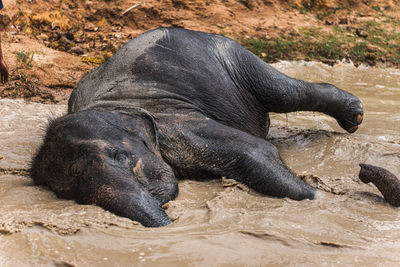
[{"left": 359, "top": 163, "right": 400, "bottom": 207}]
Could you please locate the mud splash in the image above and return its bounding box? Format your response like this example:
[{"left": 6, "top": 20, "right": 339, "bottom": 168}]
[{"left": 1, "top": 61, "right": 399, "bottom": 266}]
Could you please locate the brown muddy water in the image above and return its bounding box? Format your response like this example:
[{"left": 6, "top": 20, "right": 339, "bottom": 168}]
[{"left": 0, "top": 61, "right": 399, "bottom": 266}]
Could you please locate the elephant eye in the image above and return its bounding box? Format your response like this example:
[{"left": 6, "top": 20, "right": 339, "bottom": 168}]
[
  {"left": 115, "top": 152, "right": 128, "bottom": 163},
  {"left": 108, "top": 148, "right": 127, "bottom": 163}
]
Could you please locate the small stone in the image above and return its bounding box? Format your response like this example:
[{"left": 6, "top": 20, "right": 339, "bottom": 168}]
[
  {"left": 59, "top": 35, "right": 73, "bottom": 46},
  {"left": 37, "top": 33, "right": 49, "bottom": 41},
  {"left": 61, "top": 3, "right": 69, "bottom": 10},
  {"left": 339, "top": 18, "right": 348, "bottom": 25},
  {"left": 97, "top": 33, "right": 105, "bottom": 42},
  {"left": 84, "top": 22, "right": 96, "bottom": 32},
  {"left": 366, "top": 43, "right": 384, "bottom": 52},
  {"left": 64, "top": 32, "right": 75, "bottom": 41},
  {"left": 70, "top": 46, "right": 85, "bottom": 55},
  {"left": 100, "top": 43, "right": 115, "bottom": 52}
]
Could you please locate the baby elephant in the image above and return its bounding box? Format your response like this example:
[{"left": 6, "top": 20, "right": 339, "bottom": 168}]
[{"left": 31, "top": 28, "right": 363, "bottom": 227}]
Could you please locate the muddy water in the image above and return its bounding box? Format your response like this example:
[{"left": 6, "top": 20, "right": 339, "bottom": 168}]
[{"left": 1, "top": 61, "right": 399, "bottom": 266}]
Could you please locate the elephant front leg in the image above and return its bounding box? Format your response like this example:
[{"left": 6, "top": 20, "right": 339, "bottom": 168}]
[{"left": 158, "top": 115, "right": 316, "bottom": 201}]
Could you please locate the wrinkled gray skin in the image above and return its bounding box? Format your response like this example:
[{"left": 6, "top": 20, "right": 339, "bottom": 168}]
[
  {"left": 359, "top": 164, "right": 400, "bottom": 207},
  {"left": 32, "top": 28, "right": 363, "bottom": 227}
]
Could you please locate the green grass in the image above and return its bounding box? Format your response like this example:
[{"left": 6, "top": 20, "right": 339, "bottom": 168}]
[
  {"left": 16, "top": 51, "right": 34, "bottom": 68},
  {"left": 239, "top": 15, "right": 400, "bottom": 67}
]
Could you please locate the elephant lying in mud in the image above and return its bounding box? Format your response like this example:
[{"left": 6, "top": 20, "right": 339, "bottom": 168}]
[{"left": 31, "top": 28, "right": 363, "bottom": 227}]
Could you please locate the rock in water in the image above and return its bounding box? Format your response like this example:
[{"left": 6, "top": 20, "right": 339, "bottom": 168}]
[{"left": 359, "top": 163, "right": 400, "bottom": 207}]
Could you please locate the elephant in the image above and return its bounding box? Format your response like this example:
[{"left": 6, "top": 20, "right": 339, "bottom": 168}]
[{"left": 31, "top": 28, "right": 363, "bottom": 227}]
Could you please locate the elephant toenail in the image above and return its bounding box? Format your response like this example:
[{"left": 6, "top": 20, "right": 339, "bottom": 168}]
[
  {"left": 348, "top": 125, "right": 358, "bottom": 133},
  {"left": 357, "top": 114, "right": 363, "bottom": 124}
]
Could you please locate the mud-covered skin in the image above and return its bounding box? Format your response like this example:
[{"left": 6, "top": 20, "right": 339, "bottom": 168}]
[
  {"left": 32, "top": 28, "right": 363, "bottom": 227},
  {"left": 359, "top": 164, "right": 400, "bottom": 207},
  {"left": 32, "top": 110, "right": 178, "bottom": 226}
]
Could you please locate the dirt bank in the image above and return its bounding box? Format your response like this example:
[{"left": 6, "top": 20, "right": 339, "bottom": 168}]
[{"left": 0, "top": 0, "right": 399, "bottom": 103}]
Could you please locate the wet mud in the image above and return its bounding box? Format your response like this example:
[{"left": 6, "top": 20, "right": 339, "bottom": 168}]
[{"left": 0, "top": 61, "right": 399, "bottom": 266}]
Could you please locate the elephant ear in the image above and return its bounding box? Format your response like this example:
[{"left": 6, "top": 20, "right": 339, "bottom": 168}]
[{"left": 83, "top": 183, "right": 172, "bottom": 227}]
